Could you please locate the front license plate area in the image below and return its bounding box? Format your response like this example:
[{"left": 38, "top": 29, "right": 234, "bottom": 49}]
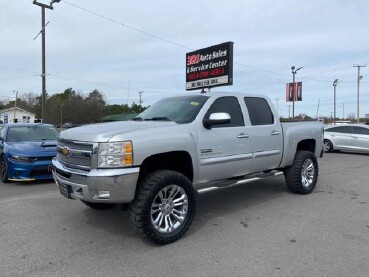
[{"left": 58, "top": 182, "right": 73, "bottom": 199}]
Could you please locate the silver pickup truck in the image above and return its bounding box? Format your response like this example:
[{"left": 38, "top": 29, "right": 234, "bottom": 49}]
[{"left": 52, "top": 92, "right": 324, "bottom": 244}]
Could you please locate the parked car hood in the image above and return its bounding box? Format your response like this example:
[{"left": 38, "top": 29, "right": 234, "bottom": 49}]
[
  {"left": 60, "top": 121, "right": 177, "bottom": 142},
  {"left": 5, "top": 140, "right": 57, "bottom": 156}
]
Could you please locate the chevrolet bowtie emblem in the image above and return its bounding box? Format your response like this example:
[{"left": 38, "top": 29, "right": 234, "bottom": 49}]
[{"left": 61, "top": 147, "right": 69, "bottom": 156}]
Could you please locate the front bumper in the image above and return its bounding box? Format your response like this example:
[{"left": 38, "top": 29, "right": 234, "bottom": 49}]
[
  {"left": 7, "top": 158, "right": 53, "bottom": 181},
  {"left": 52, "top": 158, "right": 139, "bottom": 203}
]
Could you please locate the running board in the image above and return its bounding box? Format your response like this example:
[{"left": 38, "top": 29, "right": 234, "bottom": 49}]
[{"left": 197, "top": 171, "right": 283, "bottom": 194}]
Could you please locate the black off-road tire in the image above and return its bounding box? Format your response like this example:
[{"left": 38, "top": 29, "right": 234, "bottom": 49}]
[
  {"left": 130, "top": 170, "right": 196, "bottom": 245},
  {"left": 284, "top": 151, "right": 318, "bottom": 194},
  {"left": 323, "top": 139, "right": 333, "bottom": 153},
  {"left": 80, "top": 200, "right": 116, "bottom": 210},
  {"left": 1, "top": 155, "right": 9, "bottom": 183}
]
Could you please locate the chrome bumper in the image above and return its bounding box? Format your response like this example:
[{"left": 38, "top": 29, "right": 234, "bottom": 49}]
[{"left": 52, "top": 158, "right": 139, "bottom": 203}]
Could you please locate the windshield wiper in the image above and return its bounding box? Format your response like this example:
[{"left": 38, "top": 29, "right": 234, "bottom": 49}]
[
  {"left": 131, "top": 117, "right": 144, "bottom": 121},
  {"left": 144, "top": 117, "right": 171, "bottom": 121}
]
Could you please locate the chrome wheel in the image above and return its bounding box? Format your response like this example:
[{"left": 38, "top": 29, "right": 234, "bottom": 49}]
[
  {"left": 131, "top": 170, "right": 196, "bottom": 244},
  {"left": 301, "top": 158, "right": 315, "bottom": 188},
  {"left": 151, "top": 184, "right": 188, "bottom": 233},
  {"left": 323, "top": 140, "right": 332, "bottom": 152}
]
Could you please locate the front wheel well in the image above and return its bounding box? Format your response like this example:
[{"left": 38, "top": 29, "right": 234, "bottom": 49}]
[{"left": 138, "top": 151, "right": 194, "bottom": 183}]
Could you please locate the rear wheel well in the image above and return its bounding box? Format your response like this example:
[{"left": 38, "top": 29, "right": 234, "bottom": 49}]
[
  {"left": 138, "top": 151, "right": 193, "bottom": 183},
  {"left": 296, "top": 139, "right": 316, "bottom": 153}
]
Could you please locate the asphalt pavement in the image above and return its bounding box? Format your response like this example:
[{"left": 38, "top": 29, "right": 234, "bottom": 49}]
[{"left": 1, "top": 152, "right": 368, "bottom": 277}]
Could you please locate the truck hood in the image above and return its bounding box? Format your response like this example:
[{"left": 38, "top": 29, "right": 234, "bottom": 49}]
[
  {"left": 60, "top": 121, "right": 177, "bottom": 142},
  {"left": 5, "top": 140, "right": 57, "bottom": 156}
]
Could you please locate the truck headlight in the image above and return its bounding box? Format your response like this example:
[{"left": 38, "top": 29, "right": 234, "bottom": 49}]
[{"left": 97, "top": 141, "right": 133, "bottom": 168}]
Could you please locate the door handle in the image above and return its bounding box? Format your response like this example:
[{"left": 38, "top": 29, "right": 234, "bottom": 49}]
[
  {"left": 270, "top": 130, "right": 280, "bottom": 136},
  {"left": 237, "top": 133, "right": 249, "bottom": 139}
]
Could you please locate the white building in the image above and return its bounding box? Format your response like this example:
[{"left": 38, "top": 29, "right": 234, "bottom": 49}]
[{"left": 0, "top": 107, "right": 37, "bottom": 123}]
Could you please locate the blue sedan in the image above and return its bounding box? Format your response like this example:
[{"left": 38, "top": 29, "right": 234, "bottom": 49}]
[{"left": 0, "top": 123, "right": 59, "bottom": 182}]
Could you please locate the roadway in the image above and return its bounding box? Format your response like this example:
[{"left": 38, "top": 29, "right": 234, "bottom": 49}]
[{"left": 1, "top": 152, "right": 368, "bottom": 277}]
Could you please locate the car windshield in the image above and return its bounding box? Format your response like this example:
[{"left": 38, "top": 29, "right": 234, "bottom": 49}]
[
  {"left": 133, "top": 95, "right": 209, "bottom": 124},
  {"left": 6, "top": 125, "right": 59, "bottom": 142}
]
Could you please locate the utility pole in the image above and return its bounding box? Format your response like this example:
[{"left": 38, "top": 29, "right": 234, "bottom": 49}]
[
  {"left": 13, "top": 90, "right": 18, "bottom": 123},
  {"left": 353, "top": 64, "right": 366, "bottom": 123},
  {"left": 33, "top": 0, "right": 60, "bottom": 123},
  {"left": 287, "top": 105, "right": 291, "bottom": 118},
  {"left": 60, "top": 103, "right": 63, "bottom": 126},
  {"left": 343, "top": 103, "right": 345, "bottom": 119},
  {"left": 127, "top": 80, "right": 131, "bottom": 106},
  {"left": 138, "top": 91, "right": 143, "bottom": 112},
  {"left": 291, "top": 65, "right": 303, "bottom": 119},
  {"left": 275, "top": 98, "right": 279, "bottom": 114},
  {"left": 316, "top": 99, "right": 320, "bottom": 119},
  {"left": 333, "top": 79, "right": 340, "bottom": 125}
]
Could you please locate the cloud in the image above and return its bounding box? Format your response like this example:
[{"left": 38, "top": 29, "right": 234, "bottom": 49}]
[{"left": 0, "top": 0, "right": 368, "bottom": 118}]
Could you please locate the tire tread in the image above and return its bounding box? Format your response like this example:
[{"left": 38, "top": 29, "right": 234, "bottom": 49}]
[
  {"left": 130, "top": 170, "right": 196, "bottom": 244},
  {"left": 284, "top": 151, "right": 318, "bottom": 194}
]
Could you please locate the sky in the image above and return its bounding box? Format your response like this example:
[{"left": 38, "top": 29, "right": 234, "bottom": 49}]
[{"left": 0, "top": 0, "right": 368, "bottom": 119}]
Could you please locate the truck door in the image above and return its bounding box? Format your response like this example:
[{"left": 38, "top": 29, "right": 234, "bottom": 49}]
[
  {"left": 244, "top": 97, "right": 283, "bottom": 172},
  {"left": 197, "top": 96, "right": 253, "bottom": 183}
]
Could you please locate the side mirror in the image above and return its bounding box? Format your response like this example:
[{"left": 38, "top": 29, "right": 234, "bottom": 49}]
[{"left": 203, "top": 112, "right": 231, "bottom": 129}]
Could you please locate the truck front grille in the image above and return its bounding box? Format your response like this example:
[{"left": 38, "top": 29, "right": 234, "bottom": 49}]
[
  {"left": 57, "top": 139, "right": 93, "bottom": 170},
  {"left": 58, "top": 140, "right": 93, "bottom": 152}
]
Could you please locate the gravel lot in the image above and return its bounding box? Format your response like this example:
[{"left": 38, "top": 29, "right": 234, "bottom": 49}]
[{"left": 1, "top": 152, "right": 368, "bottom": 277}]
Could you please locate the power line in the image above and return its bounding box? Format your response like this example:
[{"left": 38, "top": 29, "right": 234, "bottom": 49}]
[
  {"left": 61, "top": 1, "right": 297, "bottom": 78},
  {"left": 234, "top": 62, "right": 290, "bottom": 77},
  {"left": 0, "top": 65, "right": 177, "bottom": 98},
  {"left": 61, "top": 0, "right": 192, "bottom": 50},
  {"left": 300, "top": 65, "right": 352, "bottom": 78},
  {"left": 61, "top": 0, "right": 369, "bottom": 87}
]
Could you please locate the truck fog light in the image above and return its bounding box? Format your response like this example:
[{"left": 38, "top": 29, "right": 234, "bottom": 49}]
[{"left": 94, "top": 190, "right": 110, "bottom": 199}]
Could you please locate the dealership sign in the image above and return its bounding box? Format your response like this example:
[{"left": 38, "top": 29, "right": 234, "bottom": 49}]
[
  {"left": 286, "top": 82, "right": 302, "bottom": 101},
  {"left": 186, "top": 42, "right": 233, "bottom": 90}
]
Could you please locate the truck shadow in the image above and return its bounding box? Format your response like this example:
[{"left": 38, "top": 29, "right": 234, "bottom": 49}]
[
  {"left": 78, "top": 175, "right": 292, "bottom": 245},
  {"left": 191, "top": 176, "right": 288, "bottom": 233}
]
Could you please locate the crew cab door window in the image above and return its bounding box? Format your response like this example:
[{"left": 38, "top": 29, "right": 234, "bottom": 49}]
[
  {"left": 244, "top": 97, "right": 274, "bottom": 125},
  {"left": 205, "top": 96, "right": 244, "bottom": 127}
]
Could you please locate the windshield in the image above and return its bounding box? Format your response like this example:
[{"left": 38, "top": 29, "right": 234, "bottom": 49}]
[
  {"left": 6, "top": 125, "right": 59, "bottom": 142},
  {"left": 134, "top": 95, "right": 209, "bottom": 124}
]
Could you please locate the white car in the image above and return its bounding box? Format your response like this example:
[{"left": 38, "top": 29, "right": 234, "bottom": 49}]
[{"left": 324, "top": 124, "right": 369, "bottom": 153}]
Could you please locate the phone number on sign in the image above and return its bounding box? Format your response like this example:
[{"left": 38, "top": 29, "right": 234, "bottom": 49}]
[{"left": 187, "top": 68, "right": 225, "bottom": 81}]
